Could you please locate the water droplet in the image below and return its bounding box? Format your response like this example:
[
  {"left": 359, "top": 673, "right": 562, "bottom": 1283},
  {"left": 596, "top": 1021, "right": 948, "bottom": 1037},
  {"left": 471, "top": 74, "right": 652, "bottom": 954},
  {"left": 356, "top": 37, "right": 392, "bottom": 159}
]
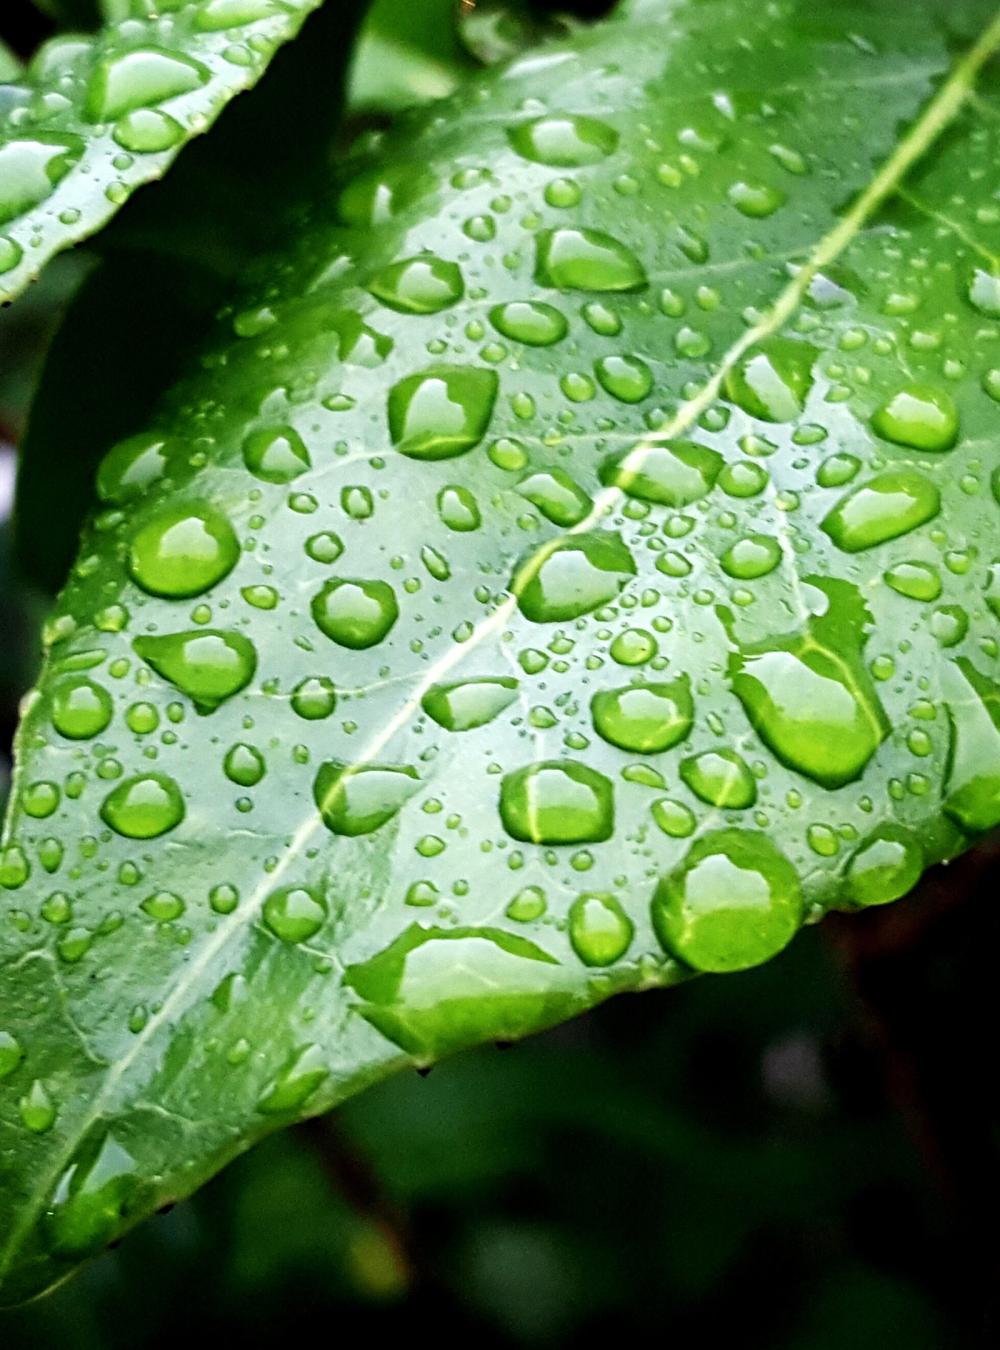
[
  {"left": 20, "top": 1079, "right": 56, "bottom": 1133},
  {"left": 112, "top": 108, "right": 184, "bottom": 153},
  {"left": 594, "top": 354, "right": 652, "bottom": 403},
  {"left": 499, "top": 761, "right": 613, "bottom": 844},
  {"left": 291, "top": 676, "right": 337, "bottom": 720},
  {"left": 591, "top": 677, "right": 693, "bottom": 753},
  {"left": 141, "top": 891, "right": 185, "bottom": 922},
  {"left": 422, "top": 677, "right": 518, "bottom": 731},
  {"left": 389, "top": 366, "right": 498, "bottom": 459},
  {"left": 368, "top": 255, "right": 463, "bottom": 314},
  {"left": 128, "top": 501, "right": 239, "bottom": 597},
  {"left": 514, "top": 532, "right": 635, "bottom": 622},
  {"left": 720, "top": 534, "right": 781, "bottom": 580},
  {"left": 0, "top": 136, "right": 84, "bottom": 223},
  {"left": 314, "top": 760, "right": 419, "bottom": 835},
  {"left": 0, "top": 1031, "right": 23, "bottom": 1081},
  {"left": 133, "top": 630, "right": 255, "bottom": 711},
  {"left": 438, "top": 485, "right": 481, "bottom": 531},
  {"left": 680, "top": 749, "right": 756, "bottom": 808},
  {"left": 305, "top": 531, "right": 344, "bottom": 563},
  {"left": 536, "top": 228, "right": 646, "bottom": 292},
  {"left": 516, "top": 467, "right": 591, "bottom": 525},
  {"left": 490, "top": 300, "right": 567, "bottom": 345},
  {"left": 506, "top": 886, "right": 547, "bottom": 922},
  {"left": 100, "top": 774, "right": 184, "bottom": 839},
  {"left": 600, "top": 439, "right": 722, "bottom": 507},
  {"left": 96, "top": 432, "right": 178, "bottom": 504},
  {"left": 263, "top": 886, "right": 327, "bottom": 943},
  {"left": 871, "top": 385, "right": 958, "bottom": 452},
  {"left": 724, "top": 579, "right": 889, "bottom": 789},
  {"left": 223, "top": 742, "right": 265, "bottom": 787},
  {"left": 968, "top": 267, "right": 1000, "bottom": 316},
  {"left": 258, "top": 1044, "right": 329, "bottom": 1114},
  {"left": 311, "top": 577, "right": 398, "bottom": 648},
  {"left": 651, "top": 797, "right": 696, "bottom": 838},
  {"left": 51, "top": 677, "right": 113, "bottom": 739},
  {"left": 884, "top": 560, "right": 942, "bottom": 602},
  {"left": 821, "top": 471, "right": 940, "bottom": 552},
  {"left": 508, "top": 114, "right": 618, "bottom": 166},
  {"left": 727, "top": 180, "right": 785, "bottom": 217},
  {"left": 651, "top": 829, "right": 802, "bottom": 972},
  {"left": 242, "top": 426, "right": 311, "bottom": 483},
  {"left": 568, "top": 892, "right": 633, "bottom": 966},
  {"left": 723, "top": 339, "right": 816, "bottom": 422},
  {"left": 942, "top": 659, "right": 1000, "bottom": 833},
  {"left": 44, "top": 1133, "right": 138, "bottom": 1258},
  {"left": 844, "top": 825, "right": 923, "bottom": 906},
  {"left": 0, "top": 237, "right": 23, "bottom": 275},
  {"left": 86, "top": 48, "right": 207, "bottom": 122}
]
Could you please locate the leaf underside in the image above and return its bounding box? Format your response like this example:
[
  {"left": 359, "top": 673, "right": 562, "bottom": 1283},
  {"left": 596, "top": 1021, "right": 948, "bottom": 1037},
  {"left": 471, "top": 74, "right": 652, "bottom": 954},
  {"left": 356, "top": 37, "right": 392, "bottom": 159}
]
[
  {"left": 0, "top": 0, "right": 330, "bottom": 303},
  {"left": 4, "top": 0, "right": 1000, "bottom": 1306}
]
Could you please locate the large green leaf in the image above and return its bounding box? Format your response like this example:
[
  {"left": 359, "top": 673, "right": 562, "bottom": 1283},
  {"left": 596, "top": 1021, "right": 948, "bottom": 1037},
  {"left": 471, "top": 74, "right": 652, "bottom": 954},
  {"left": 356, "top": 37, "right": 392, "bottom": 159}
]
[
  {"left": 0, "top": 0, "right": 340, "bottom": 303},
  {"left": 3, "top": 0, "right": 1000, "bottom": 1306}
]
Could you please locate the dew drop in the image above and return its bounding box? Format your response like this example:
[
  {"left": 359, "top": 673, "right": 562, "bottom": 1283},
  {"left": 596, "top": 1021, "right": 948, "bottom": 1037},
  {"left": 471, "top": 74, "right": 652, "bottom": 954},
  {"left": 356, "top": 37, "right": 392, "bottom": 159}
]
[
  {"left": 51, "top": 677, "right": 113, "bottom": 740},
  {"left": 314, "top": 760, "right": 420, "bottom": 835},
  {"left": 821, "top": 471, "right": 940, "bottom": 552},
  {"left": 514, "top": 532, "right": 635, "bottom": 623},
  {"left": 128, "top": 501, "right": 239, "bottom": 598},
  {"left": 568, "top": 892, "right": 633, "bottom": 967},
  {"left": 499, "top": 761, "right": 613, "bottom": 844},
  {"left": 263, "top": 886, "right": 327, "bottom": 943},
  {"left": 133, "top": 630, "right": 256, "bottom": 711},
  {"left": 871, "top": 385, "right": 958, "bottom": 453},
  {"left": 680, "top": 749, "right": 756, "bottom": 809},
  {"left": 599, "top": 439, "right": 722, "bottom": 507},
  {"left": 422, "top": 677, "right": 518, "bottom": 731},
  {"left": 368, "top": 255, "right": 464, "bottom": 314},
  {"left": 591, "top": 677, "right": 693, "bottom": 753},
  {"left": 242, "top": 426, "right": 311, "bottom": 483},
  {"left": 535, "top": 227, "right": 646, "bottom": 292},
  {"left": 86, "top": 48, "right": 207, "bottom": 123},
  {"left": 490, "top": 300, "right": 568, "bottom": 346},
  {"left": 508, "top": 114, "right": 618, "bottom": 166},
  {"left": 844, "top": 825, "right": 923, "bottom": 907},
  {"left": 516, "top": 467, "right": 591, "bottom": 525},
  {"left": 723, "top": 339, "right": 816, "bottom": 422},
  {"left": 389, "top": 366, "right": 498, "bottom": 459},
  {"left": 100, "top": 774, "right": 184, "bottom": 839},
  {"left": 311, "top": 578, "right": 398, "bottom": 649}
]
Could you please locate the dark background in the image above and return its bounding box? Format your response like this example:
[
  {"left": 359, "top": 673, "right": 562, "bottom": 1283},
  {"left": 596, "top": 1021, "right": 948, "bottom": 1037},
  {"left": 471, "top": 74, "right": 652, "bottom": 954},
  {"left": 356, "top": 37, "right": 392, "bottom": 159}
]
[{"left": 2, "top": 2, "right": 997, "bottom": 1346}]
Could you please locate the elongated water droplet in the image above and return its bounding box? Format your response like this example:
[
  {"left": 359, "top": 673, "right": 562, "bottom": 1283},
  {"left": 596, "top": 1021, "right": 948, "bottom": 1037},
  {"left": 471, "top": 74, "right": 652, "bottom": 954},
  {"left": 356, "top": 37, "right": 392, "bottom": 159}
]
[
  {"left": 133, "top": 630, "right": 255, "bottom": 711},
  {"left": 422, "top": 677, "right": 518, "bottom": 731},
  {"left": 943, "top": 658, "right": 1000, "bottom": 833},
  {"left": 258, "top": 1045, "right": 329, "bottom": 1114},
  {"left": 516, "top": 467, "right": 591, "bottom": 525},
  {"left": 536, "top": 228, "right": 646, "bottom": 292},
  {"left": 490, "top": 300, "right": 567, "bottom": 345},
  {"left": 314, "top": 760, "right": 419, "bottom": 835},
  {"left": 821, "top": 471, "right": 940, "bottom": 552},
  {"left": 600, "top": 440, "right": 722, "bottom": 507},
  {"left": 368, "top": 255, "right": 464, "bottom": 314},
  {"left": 514, "top": 532, "right": 635, "bottom": 622},
  {"left": 0, "top": 136, "right": 84, "bottom": 223},
  {"left": 86, "top": 49, "right": 207, "bottom": 122},
  {"left": 509, "top": 114, "right": 618, "bottom": 166}
]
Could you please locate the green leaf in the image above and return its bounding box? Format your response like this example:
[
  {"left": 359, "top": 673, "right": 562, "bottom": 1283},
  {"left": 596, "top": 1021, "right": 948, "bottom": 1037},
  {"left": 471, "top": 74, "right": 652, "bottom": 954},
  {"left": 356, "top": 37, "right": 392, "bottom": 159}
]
[
  {"left": 0, "top": 0, "right": 338, "bottom": 303},
  {"left": 4, "top": 0, "right": 1000, "bottom": 1305}
]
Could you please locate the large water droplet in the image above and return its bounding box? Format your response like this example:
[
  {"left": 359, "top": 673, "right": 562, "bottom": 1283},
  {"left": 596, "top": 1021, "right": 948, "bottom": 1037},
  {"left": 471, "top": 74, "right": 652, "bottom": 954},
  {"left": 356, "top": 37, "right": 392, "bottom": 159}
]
[
  {"left": 968, "top": 267, "right": 1000, "bottom": 317},
  {"left": 680, "top": 749, "right": 756, "bottom": 809},
  {"left": 499, "top": 760, "right": 613, "bottom": 844},
  {"left": 44, "top": 1133, "right": 139, "bottom": 1259},
  {"left": 100, "top": 774, "right": 184, "bottom": 839},
  {"left": 242, "top": 426, "right": 311, "bottom": 483},
  {"left": 651, "top": 829, "right": 802, "bottom": 972},
  {"left": 128, "top": 502, "right": 239, "bottom": 598},
  {"left": 942, "top": 658, "right": 1000, "bottom": 833},
  {"left": 0, "top": 136, "right": 84, "bottom": 223},
  {"left": 514, "top": 532, "right": 635, "bottom": 622},
  {"left": 594, "top": 354, "right": 653, "bottom": 404},
  {"left": 85, "top": 48, "right": 208, "bottom": 122},
  {"left": 113, "top": 108, "right": 184, "bottom": 153},
  {"left": 599, "top": 439, "right": 722, "bottom": 507},
  {"left": 516, "top": 467, "right": 591, "bottom": 526},
  {"left": 368, "top": 255, "right": 464, "bottom": 314},
  {"left": 844, "top": 825, "right": 923, "bottom": 907},
  {"left": 96, "top": 432, "right": 178, "bottom": 504},
  {"left": 133, "top": 630, "right": 255, "bottom": 711},
  {"left": 508, "top": 114, "right": 618, "bottom": 166},
  {"left": 720, "top": 534, "right": 781, "bottom": 580},
  {"left": 871, "top": 385, "right": 958, "bottom": 453},
  {"left": 590, "top": 677, "right": 693, "bottom": 753},
  {"left": 536, "top": 228, "right": 646, "bottom": 292},
  {"left": 263, "top": 886, "right": 327, "bottom": 943},
  {"left": 568, "top": 892, "right": 633, "bottom": 966},
  {"left": 314, "top": 760, "right": 419, "bottom": 835},
  {"left": 388, "top": 366, "right": 498, "bottom": 459},
  {"left": 51, "top": 677, "right": 113, "bottom": 740},
  {"left": 422, "top": 677, "right": 518, "bottom": 731},
  {"left": 723, "top": 339, "right": 816, "bottom": 422},
  {"left": 821, "top": 471, "right": 940, "bottom": 552},
  {"left": 490, "top": 300, "right": 568, "bottom": 346},
  {"left": 311, "top": 578, "right": 398, "bottom": 648}
]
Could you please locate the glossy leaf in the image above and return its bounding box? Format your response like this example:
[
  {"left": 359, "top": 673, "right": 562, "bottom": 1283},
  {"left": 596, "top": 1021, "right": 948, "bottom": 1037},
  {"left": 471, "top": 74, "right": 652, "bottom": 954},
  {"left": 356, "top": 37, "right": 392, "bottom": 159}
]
[
  {"left": 0, "top": 0, "right": 334, "bottom": 303},
  {"left": 4, "top": 0, "right": 1000, "bottom": 1307}
]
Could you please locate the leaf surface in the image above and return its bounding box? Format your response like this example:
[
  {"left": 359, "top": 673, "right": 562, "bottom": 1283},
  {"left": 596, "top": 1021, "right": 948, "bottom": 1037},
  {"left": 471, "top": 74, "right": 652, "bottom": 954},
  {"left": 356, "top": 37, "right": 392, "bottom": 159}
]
[
  {"left": 4, "top": 0, "right": 1000, "bottom": 1305},
  {"left": 0, "top": 0, "right": 338, "bottom": 303}
]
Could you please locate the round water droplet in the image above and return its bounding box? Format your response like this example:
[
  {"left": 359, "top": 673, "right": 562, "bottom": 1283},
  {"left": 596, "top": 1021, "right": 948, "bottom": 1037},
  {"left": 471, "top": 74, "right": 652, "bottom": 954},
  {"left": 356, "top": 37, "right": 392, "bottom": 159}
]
[
  {"left": 490, "top": 300, "right": 568, "bottom": 346},
  {"left": 844, "top": 825, "right": 923, "bottom": 907},
  {"left": 594, "top": 354, "right": 653, "bottom": 404},
  {"left": 499, "top": 761, "right": 613, "bottom": 844},
  {"left": 536, "top": 227, "right": 646, "bottom": 292},
  {"left": 422, "top": 677, "right": 518, "bottom": 731},
  {"left": 141, "top": 891, "right": 185, "bottom": 922},
  {"left": 651, "top": 829, "right": 802, "bottom": 973},
  {"left": 516, "top": 468, "right": 591, "bottom": 526},
  {"left": 242, "top": 426, "right": 311, "bottom": 483},
  {"left": 651, "top": 797, "right": 696, "bottom": 838},
  {"left": 305, "top": 531, "right": 344, "bottom": 563},
  {"left": 568, "top": 892, "right": 633, "bottom": 967},
  {"left": 506, "top": 885, "right": 547, "bottom": 922},
  {"left": 871, "top": 385, "right": 958, "bottom": 453},
  {"left": 600, "top": 439, "right": 722, "bottom": 507},
  {"left": 591, "top": 677, "right": 693, "bottom": 753},
  {"left": 133, "top": 629, "right": 256, "bottom": 710},
  {"left": 509, "top": 114, "right": 618, "bottom": 166},
  {"left": 51, "top": 677, "right": 113, "bottom": 739},
  {"left": 224, "top": 742, "right": 265, "bottom": 787},
  {"left": 719, "top": 534, "right": 781, "bottom": 580},
  {"left": 727, "top": 180, "right": 785, "bottom": 217},
  {"left": 680, "top": 750, "right": 756, "bottom": 809},
  {"left": 514, "top": 532, "right": 635, "bottom": 623},
  {"left": 263, "top": 886, "right": 327, "bottom": 943},
  {"left": 100, "top": 774, "right": 184, "bottom": 839},
  {"left": 311, "top": 578, "right": 398, "bottom": 648},
  {"left": 821, "top": 471, "right": 940, "bottom": 552},
  {"left": 389, "top": 366, "right": 498, "bottom": 459},
  {"left": 291, "top": 676, "right": 337, "bottom": 720},
  {"left": 96, "top": 432, "right": 178, "bottom": 505},
  {"left": 128, "top": 501, "right": 239, "bottom": 597},
  {"left": 368, "top": 255, "right": 463, "bottom": 314}
]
